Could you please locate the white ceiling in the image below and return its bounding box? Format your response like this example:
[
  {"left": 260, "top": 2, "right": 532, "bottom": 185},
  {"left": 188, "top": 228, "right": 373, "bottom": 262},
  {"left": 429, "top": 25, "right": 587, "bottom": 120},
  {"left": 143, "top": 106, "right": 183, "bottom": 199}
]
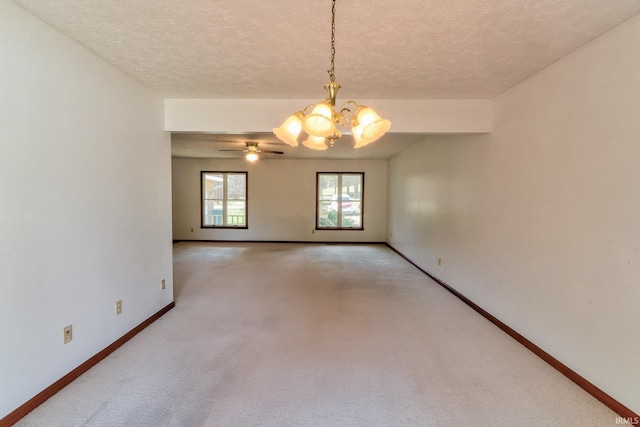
[
  {"left": 171, "top": 133, "right": 426, "bottom": 160},
  {"left": 13, "top": 0, "right": 640, "bottom": 159}
]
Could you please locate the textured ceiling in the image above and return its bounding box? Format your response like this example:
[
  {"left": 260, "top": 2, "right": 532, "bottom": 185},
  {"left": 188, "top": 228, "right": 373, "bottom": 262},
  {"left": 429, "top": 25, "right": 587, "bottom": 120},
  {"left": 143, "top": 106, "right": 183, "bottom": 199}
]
[
  {"left": 13, "top": 0, "right": 640, "bottom": 160},
  {"left": 12, "top": 0, "right": 640, "bottom": 99}
]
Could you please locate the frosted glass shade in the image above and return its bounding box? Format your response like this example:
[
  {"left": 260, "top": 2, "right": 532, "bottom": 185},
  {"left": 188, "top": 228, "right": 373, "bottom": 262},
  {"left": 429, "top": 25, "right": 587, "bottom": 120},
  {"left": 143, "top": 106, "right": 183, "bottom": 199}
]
[
  {"left": 273, "top": 112, "right": 303, "bottom": 146},
  {"left": 245, "top": 152, "right": 258, "bottom": 162},
  {"left": 356, "top": 106, "right": 391, "bottom": 142},
  {"left": 302, "top": 102, "right": 335, "bottom": 137},
  {"left": 302, "top": 135, "right": 328, "bottom": 151},
  {"left": 352, "top": 124, "right": 369, "bottom": 148}
]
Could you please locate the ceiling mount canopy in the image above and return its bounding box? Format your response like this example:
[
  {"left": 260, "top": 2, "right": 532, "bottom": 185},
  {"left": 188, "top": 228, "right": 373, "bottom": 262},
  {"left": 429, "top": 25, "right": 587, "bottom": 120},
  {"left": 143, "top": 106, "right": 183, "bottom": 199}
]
[{"left": 273, "top": 0, "right": 391, "bottom": 150}]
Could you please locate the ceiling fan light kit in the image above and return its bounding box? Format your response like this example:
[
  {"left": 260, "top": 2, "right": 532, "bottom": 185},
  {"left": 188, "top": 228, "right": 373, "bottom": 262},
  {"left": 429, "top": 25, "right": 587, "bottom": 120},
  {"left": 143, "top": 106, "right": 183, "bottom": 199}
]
[
  {"left": 218, "top": 141, "right": 284, "bottom": 162},
  {"left": 273, "top": 0, "right": 391, "bottom": 150}
]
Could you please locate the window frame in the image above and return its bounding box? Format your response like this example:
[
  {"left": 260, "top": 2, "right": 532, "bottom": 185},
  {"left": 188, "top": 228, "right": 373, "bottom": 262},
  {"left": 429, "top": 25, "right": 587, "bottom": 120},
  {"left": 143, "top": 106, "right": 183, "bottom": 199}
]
[
  {"left": 201, "top": 171, "right": 248, "bottom": 229},
  {"left": 316, "top": 172, "right": 364, "bottom": 231}
]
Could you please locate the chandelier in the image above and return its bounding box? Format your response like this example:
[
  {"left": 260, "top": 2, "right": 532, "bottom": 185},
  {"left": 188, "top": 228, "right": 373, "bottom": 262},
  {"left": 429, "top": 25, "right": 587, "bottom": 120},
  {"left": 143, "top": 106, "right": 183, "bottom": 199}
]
[{"left": 273, "top": 0, "right": 391, "bottom": 150}]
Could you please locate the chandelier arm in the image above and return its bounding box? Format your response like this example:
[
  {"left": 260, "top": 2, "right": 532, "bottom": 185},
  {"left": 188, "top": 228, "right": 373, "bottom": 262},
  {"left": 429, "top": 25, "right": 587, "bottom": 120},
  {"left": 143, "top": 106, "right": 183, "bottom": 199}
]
[
  {"left": 301, "top": 104, "right": 317, "bottom": 114},
  {"left": 338, "top": 100, "right": 359, "bottom": 122},
  {"left": 339, "top": 100, "right": 359, "bottom": 112}
]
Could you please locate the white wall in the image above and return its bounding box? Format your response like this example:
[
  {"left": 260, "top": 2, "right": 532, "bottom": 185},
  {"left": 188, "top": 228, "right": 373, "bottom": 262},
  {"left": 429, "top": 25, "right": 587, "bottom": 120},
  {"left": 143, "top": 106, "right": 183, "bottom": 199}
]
[
  {"left": 388, "top": 14, "right": 640, "bottom": 413},
  {"left": 172, "top": 158, "right": 387, "bottom": 242},
  {"left": 165, "top": 98, "right": 492, "bottom": 134},
  {"left": 0, "top": 2, "right": 173, "bottom": 419}
]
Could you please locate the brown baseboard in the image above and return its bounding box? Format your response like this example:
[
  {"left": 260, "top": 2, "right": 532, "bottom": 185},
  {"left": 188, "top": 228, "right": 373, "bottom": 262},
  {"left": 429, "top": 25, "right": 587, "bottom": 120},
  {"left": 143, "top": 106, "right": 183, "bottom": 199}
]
[
  {"left": 385, "top": 243, "right": 638, "bottom": 421},
  {"left": 1, "top": 301, "right": 175, "bottom": 427}
]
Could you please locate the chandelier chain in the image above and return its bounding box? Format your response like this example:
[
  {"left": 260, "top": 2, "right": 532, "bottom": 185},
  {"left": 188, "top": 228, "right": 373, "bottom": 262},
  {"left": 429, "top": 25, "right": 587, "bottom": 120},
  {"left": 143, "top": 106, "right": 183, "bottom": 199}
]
[{"left": 328, "top": 0, "right": 336, "bottom": 82}]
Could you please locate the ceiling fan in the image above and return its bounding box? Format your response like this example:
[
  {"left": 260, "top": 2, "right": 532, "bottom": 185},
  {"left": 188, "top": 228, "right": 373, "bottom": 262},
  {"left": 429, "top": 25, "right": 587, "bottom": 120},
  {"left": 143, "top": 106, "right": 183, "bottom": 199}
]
[{"left": 219, "top": 141, "right": 284, "bottom": 162}]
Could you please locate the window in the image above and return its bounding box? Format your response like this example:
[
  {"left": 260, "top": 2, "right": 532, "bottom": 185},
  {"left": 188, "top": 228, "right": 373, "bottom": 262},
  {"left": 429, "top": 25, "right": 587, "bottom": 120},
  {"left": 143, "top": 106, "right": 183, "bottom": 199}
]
[
  {"left": 317, "top": 172, "right": 364, "bottom": 230},
  {"left": 201, "top": 172, "right": 247, "bottom": 228}
]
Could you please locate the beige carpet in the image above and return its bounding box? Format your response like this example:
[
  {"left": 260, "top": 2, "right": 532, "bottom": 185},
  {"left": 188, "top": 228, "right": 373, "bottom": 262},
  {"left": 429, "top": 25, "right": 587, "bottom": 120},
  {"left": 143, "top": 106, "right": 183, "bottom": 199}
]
[{"left": 17, "top": 242, "right": 617, "bottom": 426}]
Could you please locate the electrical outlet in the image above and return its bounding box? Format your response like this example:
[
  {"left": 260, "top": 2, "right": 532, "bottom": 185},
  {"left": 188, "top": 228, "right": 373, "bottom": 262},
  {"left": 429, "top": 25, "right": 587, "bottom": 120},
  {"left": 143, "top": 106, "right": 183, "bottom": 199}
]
[
  {"left": 63, "top": 325, "right": 72, "bottom": 344},
  {"left": 190, "top": 228, "right": 194, "bottom": 232},
  {"left": 312, "top": 229, "right": 315, "bottom": 234},
  {"left": 116, "top": 300, "right": 122, "bottom": 315},
  {"left": 438, "top": 258, "right": 442, "bottom": 266},
  {"left": 161, "top": 279, "right": 166, "bottom": 290}
]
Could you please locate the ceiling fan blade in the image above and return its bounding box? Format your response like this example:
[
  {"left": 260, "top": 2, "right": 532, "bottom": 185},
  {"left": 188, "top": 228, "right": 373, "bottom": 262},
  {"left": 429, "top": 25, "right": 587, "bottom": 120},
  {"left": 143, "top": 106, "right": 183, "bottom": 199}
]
[
  {"left": 218, "top": 149, "right": 245, "bottom": 152},
  {"left": 259, "top": 150, "right": 284, "bottom": 154}
]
